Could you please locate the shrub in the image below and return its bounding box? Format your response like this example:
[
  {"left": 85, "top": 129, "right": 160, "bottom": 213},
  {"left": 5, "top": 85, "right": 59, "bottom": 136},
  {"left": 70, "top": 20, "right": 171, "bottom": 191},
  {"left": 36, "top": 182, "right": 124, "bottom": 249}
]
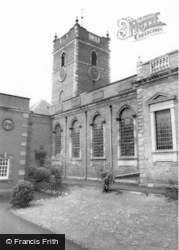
[
  {"left": 34, "top": 181, "right": 51, "bottom": 191},
  {"left": 34, "top": 167, "right": 51, "bottom": 183},
  {"left": 51, "top": 166, "right": 62, "bottom": 178},
  {"left": 165, "top": 187, "right": 178, "bottom": 200},
  {"left": 28, "top": 167, "right": 37, "bottom": 183},
  {"left": 28, "top": 166, "right": 37, "bottom": 178},
  {"left": 10, "top": 181, "right": 34, "bottom": 208},
  {"left": 51, "top": 166, "right": 63, "bottom": 189},
  {"left": 99, "top": 167, "right": 114, "bottom": 192}
]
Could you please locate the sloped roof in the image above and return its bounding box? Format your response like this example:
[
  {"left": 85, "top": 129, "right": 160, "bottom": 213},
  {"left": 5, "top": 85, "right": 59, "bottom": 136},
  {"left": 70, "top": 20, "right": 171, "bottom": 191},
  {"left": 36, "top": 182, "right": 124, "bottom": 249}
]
[{"left": 30, "top": 99, "right": 51, "bottom": 115}]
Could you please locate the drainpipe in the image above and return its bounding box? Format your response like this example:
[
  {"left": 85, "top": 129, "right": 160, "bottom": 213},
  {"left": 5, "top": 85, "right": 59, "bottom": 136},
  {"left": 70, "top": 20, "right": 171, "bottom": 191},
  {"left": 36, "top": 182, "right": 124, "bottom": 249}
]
[
  {"left": 109, "top": 105, "right": 113, "bottom": 170},
  {"left": 64, "top": 116, "right": 67, "bottom": 179},
  {"left": 85, "top": 111, "right": 88, "bottom": 180}
]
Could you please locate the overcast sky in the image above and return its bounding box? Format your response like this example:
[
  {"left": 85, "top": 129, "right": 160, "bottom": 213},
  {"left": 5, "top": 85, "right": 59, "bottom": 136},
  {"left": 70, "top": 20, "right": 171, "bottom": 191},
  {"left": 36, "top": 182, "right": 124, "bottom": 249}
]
[{"left": 0, "top": 0, "right": 178, "bottom": 106}]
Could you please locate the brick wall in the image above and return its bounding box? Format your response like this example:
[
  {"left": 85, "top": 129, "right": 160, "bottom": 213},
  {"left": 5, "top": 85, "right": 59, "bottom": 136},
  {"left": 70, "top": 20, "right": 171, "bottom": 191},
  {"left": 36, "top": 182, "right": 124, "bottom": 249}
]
[
  {"left": 52, "top": 41, "right": 75, "bottom": 105},
  {"left": 51, "top": 89, "right": 138, "bottom": 179},
  {"left": 27, "top": 114, "right": 52, "bottom": 169},
  {"left": 50, "top": 75, "right": 135, "bottom": 115},
  {"left": 0, "top": 94, "right": 30, "bottom": 189},
  {"left": 52, "top": 23, "right": 110, "bottom": 106}
]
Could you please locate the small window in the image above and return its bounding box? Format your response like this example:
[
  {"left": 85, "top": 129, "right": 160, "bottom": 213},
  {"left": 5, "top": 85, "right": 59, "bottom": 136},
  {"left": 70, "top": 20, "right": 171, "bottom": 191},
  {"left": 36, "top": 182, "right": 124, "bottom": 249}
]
[
  {"left": 55, "top": 124, "right": 62, "bottom": 154},
  {"left": 93, "top": 115, "right": 104, "bottom": 157},
  {"left": 91, "top": 51, "right": 97, "bottom": 66},
  {"left": 120, "top": 108, "right": 135, "bottom": 156},
  {"left": 0, "top": 158, "right": 9, "bottom": 180},
  {"left": 61, "top": 52, "right": 66, "bottom": 67},
  {"left": 71, "top": 120, "right": 80, "bottom": 158},
  {"left": 155, "top": 109, "right": 173, "bottom": 150}
]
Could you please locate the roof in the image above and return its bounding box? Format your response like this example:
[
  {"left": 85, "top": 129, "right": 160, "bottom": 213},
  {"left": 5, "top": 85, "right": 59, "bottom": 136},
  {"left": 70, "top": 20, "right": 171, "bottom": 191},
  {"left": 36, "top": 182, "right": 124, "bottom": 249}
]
[
  {"left": 30, "top": 99, "right": 51, "bottom": 115},
  {"left": 0, "top": 92, "right": 30, "bottom": 99}
]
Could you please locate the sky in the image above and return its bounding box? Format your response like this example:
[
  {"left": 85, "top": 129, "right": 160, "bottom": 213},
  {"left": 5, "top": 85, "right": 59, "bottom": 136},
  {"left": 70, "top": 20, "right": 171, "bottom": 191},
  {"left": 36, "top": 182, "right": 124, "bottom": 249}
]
[{"left": 0, "top": 0, "right": 178, "bottom": 106}]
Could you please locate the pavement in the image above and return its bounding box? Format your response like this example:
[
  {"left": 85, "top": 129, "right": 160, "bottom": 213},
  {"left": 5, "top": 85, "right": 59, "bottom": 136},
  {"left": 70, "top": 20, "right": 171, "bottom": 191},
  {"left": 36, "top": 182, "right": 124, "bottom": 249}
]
[{"left": 0, "top": 191, "right": 89, "bottom": 250}]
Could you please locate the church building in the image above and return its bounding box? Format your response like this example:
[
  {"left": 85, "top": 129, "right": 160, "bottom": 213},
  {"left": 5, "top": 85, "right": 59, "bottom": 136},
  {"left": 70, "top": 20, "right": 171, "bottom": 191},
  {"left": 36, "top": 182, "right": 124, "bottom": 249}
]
[{"left": 0, "top": 19, "right": 178, "bottom": 189}]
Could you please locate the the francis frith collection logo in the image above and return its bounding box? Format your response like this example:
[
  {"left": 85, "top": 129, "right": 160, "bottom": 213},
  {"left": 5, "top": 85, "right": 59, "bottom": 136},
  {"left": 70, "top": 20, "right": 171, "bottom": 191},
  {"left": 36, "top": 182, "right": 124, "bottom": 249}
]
[{"left": 117, "top": 12, "right": 166, "bottom": 41}]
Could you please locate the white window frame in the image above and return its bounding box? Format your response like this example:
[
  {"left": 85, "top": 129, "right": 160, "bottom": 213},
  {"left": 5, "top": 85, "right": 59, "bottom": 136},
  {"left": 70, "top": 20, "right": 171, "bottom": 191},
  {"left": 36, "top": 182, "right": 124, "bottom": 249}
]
[
  {"left": 149, "top": 99, "right": 177, "bottom": 162},
  {"left": 0, "top": 158, "right": 10, "bottom": 180}
]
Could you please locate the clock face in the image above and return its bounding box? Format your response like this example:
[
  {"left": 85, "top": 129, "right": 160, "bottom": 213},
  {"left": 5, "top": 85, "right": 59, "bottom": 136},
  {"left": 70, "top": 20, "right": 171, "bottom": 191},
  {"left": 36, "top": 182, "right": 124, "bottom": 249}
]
[
  {"left": 88, "top": 66, "right": 100, "bottom": 81},
  {"left": 58, "top": 67, "right": 67, "bottom": 82},
  {"left": 2, "top": 119, "right": 14, "bottom": 131}
]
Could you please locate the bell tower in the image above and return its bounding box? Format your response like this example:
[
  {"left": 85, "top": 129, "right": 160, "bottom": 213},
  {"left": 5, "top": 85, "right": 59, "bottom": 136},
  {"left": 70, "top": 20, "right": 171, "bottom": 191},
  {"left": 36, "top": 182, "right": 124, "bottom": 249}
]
[{"left": 52, "top": 18, "right": 110, "bottom": 106}]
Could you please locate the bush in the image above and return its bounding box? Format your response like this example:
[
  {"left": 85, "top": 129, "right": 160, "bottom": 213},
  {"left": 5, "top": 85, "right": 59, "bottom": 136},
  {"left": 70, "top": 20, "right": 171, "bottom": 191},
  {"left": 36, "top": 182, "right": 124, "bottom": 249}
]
[
  {"left": 99, "top": 167, "right": 114, "bottom": 192},
  {"left": 34, "top": 181, "right": 51, "bottom": 191},
  {"left": 28, "top": 166, "right": 37, "bottom": 178},
  {"left": 34, "top": 167, "right": 51, "bottom": 183},
  {"left": 51, "top": 166, "right": 62, "bottom": 178},
  {"left": 10, "top": 181, "right": 34, "bottom": 208},
  {"left": 51, "top": 166, "right": 63, "bottom": 189},
  {"left": 165, "top": 187, "right": 178, "bottom": 200},
  {"left": 28, "top": 167, "right": 37, "bottom": 183}
]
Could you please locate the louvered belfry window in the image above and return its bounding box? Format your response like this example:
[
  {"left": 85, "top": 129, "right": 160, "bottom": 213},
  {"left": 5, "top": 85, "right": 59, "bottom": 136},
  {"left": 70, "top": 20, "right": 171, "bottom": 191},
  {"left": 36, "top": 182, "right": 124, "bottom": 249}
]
[
  {"left": 155, "top": 109, "right": 173, "bottom": 150},
  {"left": 71, "top": 120, "right": 80, "bottom": 158},
  {"left": 61, "top": 52, "right": 65, "bottom": 67},
  {"left": 55, "top": 124, "right": 62, "bottom": 155},
  {"left": 93, "top": 115, "right": 104, "bottom": 157},
  {"left": 91, "top": 51, "right": 97, "bottom": 66},
  {"left": 120, "top": 108, "right": 135, "bottom": 156}
]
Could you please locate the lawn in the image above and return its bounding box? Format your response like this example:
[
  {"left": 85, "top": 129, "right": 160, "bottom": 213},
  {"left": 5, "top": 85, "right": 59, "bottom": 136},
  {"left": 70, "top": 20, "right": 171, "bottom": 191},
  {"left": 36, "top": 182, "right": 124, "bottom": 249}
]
[{"left": 12, "top": 186, "right": 178, "bottom": 250}]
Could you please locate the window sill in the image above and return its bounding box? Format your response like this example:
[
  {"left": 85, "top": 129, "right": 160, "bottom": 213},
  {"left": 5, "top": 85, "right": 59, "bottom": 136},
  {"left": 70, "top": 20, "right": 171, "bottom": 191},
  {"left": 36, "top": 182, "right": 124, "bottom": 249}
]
[
  {"left": 152, "top": 150, "right": 177, "bottom": 154},
  {"left": 90, "top": 157, "right": 106, "bottom": 160},
  {"left": 0, "top": 179, "right": 12, "bottom": 183},
  {"left": 70, "top": 158, "right": 82, "bottom": 161},
  {"left": 118, "top": 157, "right": 137, "bottom": 160}
]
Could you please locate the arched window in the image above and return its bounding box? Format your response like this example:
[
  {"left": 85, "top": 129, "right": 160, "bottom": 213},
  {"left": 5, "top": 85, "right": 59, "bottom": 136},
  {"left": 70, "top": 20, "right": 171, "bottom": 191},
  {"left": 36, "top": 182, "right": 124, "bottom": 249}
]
[
  {"left": 91, "top": 51, "right": 97, "bottom": 66},
  {"left": 59, "top": 90, "right": 64, "bottom": 103},
  {"left": 71, "top": 120, "right": 80, "bottom": 158},
  {"left": 120, "top": 108, "right": 134, "bottom": 156},
  {"left": 61, "top": 52, "right": 66, "bottom": 67},
  {"left": 55, "top": 124, "right": 62, "bottom": 155},
  {"left": 92, "top": 115, "right": 104, "bottom": 157}
]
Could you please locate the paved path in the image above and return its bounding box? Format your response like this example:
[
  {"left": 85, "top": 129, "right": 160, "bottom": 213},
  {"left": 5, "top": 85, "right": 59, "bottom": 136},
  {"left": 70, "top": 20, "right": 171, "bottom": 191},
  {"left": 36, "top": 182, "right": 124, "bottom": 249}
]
[
  {"left": 0, "top": 193, "right": 89, "bottom": 250},
  {"left": 63, "top": 179, "right": 167, "bottom": 195}
]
